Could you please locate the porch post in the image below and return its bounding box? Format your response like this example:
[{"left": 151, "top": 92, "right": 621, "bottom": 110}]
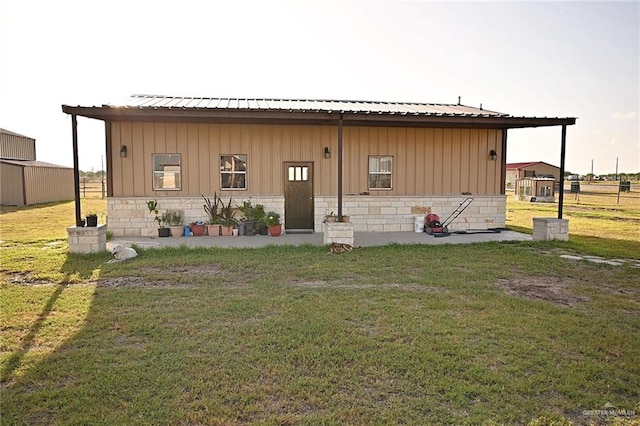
[
  {"left": 71, "top": 114, "right": 82, "bottom": 226},
  {"left": 337, "top": 113, "right": 343, "bottom": 220},
  {"left": 558, "top": 124, "right": 567, "bottom": 219}
]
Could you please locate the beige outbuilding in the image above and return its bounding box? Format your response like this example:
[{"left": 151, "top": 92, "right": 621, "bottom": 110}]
[{"left": 1, "top": 128, "right": 74, "bottom": 206}]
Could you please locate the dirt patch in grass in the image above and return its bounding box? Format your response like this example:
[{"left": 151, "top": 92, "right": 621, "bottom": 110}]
[
  {"left": 96, "top": 276, "right": 195, "bottom": 289},
  {"left": 496, "top": 276, "right": 589, "bottom": 307},
  {"left": 291, "top": 280, "right": 445, "bottom": 292},
  {"left": 5, "top": 272, "right": 56, "bottom": 286},
  {"left": 139, "top": 264, "right": 222, "bottom": 275},
  {"left": 97, "top": 265, "right": 223, "bottom": 288}
]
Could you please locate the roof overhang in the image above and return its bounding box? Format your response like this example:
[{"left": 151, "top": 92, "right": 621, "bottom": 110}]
[{"left": 61, "top": 104, "right": 576, "bottom": 130}]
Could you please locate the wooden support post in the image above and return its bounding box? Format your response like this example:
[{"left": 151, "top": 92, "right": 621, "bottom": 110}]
[
  {"left": 558, "top": 124, "right": 567, "bottom": 219},
  {"left": 72, "top": 114, "right": 82, "bottom": 226},
  {"left": 337, "top": 114, "right": 343, "bottom": 220}
]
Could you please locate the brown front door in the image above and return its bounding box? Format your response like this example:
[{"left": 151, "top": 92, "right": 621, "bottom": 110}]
[{"left": 284, "top": 162, "right": 314, "bottom": 230}]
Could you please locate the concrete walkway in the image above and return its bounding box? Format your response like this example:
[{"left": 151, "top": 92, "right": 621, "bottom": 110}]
[{"left": 108, "top": 229, "right": 532, "bottom": 250}]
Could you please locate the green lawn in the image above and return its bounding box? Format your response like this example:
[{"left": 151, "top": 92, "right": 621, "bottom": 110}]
[{"left": 1, "top": 199, "right": 639, "bottom": 424}]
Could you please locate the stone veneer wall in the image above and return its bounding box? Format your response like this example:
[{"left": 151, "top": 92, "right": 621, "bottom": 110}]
[
  {"left": 107, "top": 195, "right": 506, "bottom": 236},
  {"left": 314, "top": 195, "right": 506, "bottom": 233},
  {"left": 107, "top": 196, "right": 285, "bottom": 237}
]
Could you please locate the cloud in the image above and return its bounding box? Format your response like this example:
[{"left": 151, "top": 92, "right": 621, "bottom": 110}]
[{"left": 611, "top": 111, "right": 638, "bottom": 120}]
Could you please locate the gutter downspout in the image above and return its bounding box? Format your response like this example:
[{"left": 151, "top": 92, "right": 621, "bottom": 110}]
[
  {"left": 558, "top": 124, "right": 567, "bottom": 219},
  {"left": 337, "top": 113, "right": 344, "bottom": 220},
  {"left": 71, "top": 114, "right": 82, "bottom": 226}
]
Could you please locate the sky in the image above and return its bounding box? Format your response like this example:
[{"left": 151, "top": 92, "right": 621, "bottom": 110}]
[{"left": 1, "top": 0, "right": 638, "bottom": 175}]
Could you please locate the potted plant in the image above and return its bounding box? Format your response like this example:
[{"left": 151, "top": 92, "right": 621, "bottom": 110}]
[
  {"left": 324, "top": 211, "right": 337, "bottom": 222},
  {"left": 147, "top": 200, "right": 170, "bottom": 237},
  {"left": 164, "top": 209, "right": 184, "bottom": 237},
  {"left": 203, "top": 193, "right": 222, "bottom": 237},
  {"left": 238, "top": 199, "right": 262, "bottom": 236},
  {"left": 85, "top": 213, "right": 98, "bottom": 227},
  {"left": 266, "top": 211, "right": 282, "bottom": 237},
  {"left": 219, "top": 197, "right": 239, "bottom": 236},
  {"left": 190, "top": 221, "right": 206, "bottom": 236}
]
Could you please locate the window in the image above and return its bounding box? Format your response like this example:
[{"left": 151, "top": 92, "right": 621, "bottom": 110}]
[
  {"left": 538, "top": 185, "right": 552, "bottom": 197},
  {"left": 220, "top": 155, "right": 247, "bottom": 189},
  {"left": 368, "top": 156, "right": 393, "bottom": 189},
  {"left": 287, "top": 165, "right": 309, "bottom": 182},
  {"left": 153, "top": 154, "right": 181, "bottom": 190}
]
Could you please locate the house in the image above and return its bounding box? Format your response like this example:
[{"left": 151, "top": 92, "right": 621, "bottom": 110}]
[
  {"left": 0, "top": 128, "right": 74, "bottom": 206},
  {"left": 62, "top": 95, "right": 576, "bottom": 237},
  {"left": 514, "top": 177, "right": 556, "bottom": 202},
  {"left": 505, "top": 161, "right": 561, "bottom": 190}
]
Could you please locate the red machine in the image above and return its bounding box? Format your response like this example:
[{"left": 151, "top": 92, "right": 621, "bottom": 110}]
[
  {"left": 425, "top": 213, "right": 444, "bottom": 234},
  {"left": 424, "top": 198, "right": 474, "bottom": 237}
]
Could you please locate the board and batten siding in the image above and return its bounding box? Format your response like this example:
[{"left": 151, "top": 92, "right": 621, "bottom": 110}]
[{"left": 109, "top": 122, "right": 503, "bottom": 198}]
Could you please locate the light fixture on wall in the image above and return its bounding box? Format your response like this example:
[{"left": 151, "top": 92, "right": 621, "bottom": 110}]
[
  {"left": 324, "top": 146, "right": 331, "bottom": 159},
  {"left": 489, "top": 149, "right": 497, "bottom": 161},
  {"left": 120, "top": 145, "right": 128, "bottom": 158}
]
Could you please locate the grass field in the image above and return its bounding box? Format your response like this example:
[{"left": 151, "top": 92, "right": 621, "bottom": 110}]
[{"left": 1, "top": 190, "right": 639, "bottom": 424}]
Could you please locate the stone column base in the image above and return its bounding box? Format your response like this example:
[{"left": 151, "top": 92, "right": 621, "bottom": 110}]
[
  {"left": 67, "top": 224, "right": 108, "bottom": 253},
  {"left": 323, "top": 221, "right": 354, "bottom": 246},
  {"left": 533, "top": 218, "right": 569, "bottom": 241}
]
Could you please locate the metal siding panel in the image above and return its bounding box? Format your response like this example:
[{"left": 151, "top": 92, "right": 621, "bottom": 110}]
[
  {"left": 0, "top": 132, "right": 36, "bottom": 160},
  {"left": 111, "top": 123, "right": 124, "bottom": 196},
  {"left": 0, "top": 163, "right": 25, "bottom": 205},
  {"left": 24, "top": 167, "right": 74, "bottom": 205},
  {"left": 197, "top": 124, "right": 211, "bottom": 195},
  {"left": 459, "top": 130, "right": 471, "bottom": 193},
  {"left": 187, "top": 124, "right": 200, "bottom": 194},
  {"left": 132, "top": 123, "right": 145, "bottom": 196},
  {"left": 120, "top": 123, "right": 135, "bottom": 197},
  {"left": 176, "top": 123, "right": 189, "bottom": 195}
]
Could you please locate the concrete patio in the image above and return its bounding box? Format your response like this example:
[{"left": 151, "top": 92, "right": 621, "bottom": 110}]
[{"left": 107, "top": 229, "right": 532, "bottom": 250}]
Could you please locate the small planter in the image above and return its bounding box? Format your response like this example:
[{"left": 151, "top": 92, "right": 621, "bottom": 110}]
[
  {"left": 245, "top": 221, "right": 256, "bottom": 236},
  {"left": 86, "top": 215, "right": 98, "bottom": 227},
  {"left": 340, "top": 215, "right": 350, "bottom": 222},
  {"left": 158, "top": 228, "right": 171, "bottom": 237},
  {"left": 232, "top": 228, "right": 239, "bottom": 236},
  {"left": 169, "top": 226, "right": 183, "bottom": 237},
  {"left": 206, "top": 224, "right": 221, "bottom": 237},
  {"left": 221, "top": 225, "right": 233, "bottom": 236},
  {"left": 268, "top": 224, "right": 282, "bottom": 237}
]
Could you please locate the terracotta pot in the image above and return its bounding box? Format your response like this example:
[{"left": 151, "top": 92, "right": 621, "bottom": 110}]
[
  {"left": 206, "top": 224, "right": 221, "bottom": 236},
  {"left": 221, "top": 225, "right": 233, "bottom": 236},
  {"left": 268, "top": 224, "right": 282, "bottom": 237},
  {"left": 191, "top": 223, "right": 206, "bottom": 236},
  {"left": 169, "top": 226, "right": 183, "bottom": 237}
]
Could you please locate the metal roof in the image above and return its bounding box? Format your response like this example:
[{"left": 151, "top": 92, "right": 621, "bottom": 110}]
[
  {"left": 0, "top": 159, "right": 72, "bottom": 169},
  {"left": 506, "top": 161, "right": 559, "bottom": 170},
  {"left": 0, "top": 128, "right": 35, "bottom": 140},
  {"left": 62, "top": 95, "right": 577, "bottom": 129},
  {"left": 116, "top": 94, "right": 508, "bottom": 117}
]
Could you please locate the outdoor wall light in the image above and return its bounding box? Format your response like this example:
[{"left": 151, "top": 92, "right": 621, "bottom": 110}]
[
  {"left": 489, "top": 149, "right": 497, "bottom": 161},
  {"left": 120, "top": 145, "right": 128, "bottom": 158},
  {"left": 324, "top": 146, "right": 331, "bottom": 159}
]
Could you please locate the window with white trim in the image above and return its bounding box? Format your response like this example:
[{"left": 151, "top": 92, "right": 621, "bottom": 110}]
[
  {"left": 220, "top": 155, "right": 247, "bottom": 189},
  {"left": 368, "top": 156, "right": 393, "bottom": 190},
  {"left": 153, "top": 153, "right": 181, "bottom": 190}
]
